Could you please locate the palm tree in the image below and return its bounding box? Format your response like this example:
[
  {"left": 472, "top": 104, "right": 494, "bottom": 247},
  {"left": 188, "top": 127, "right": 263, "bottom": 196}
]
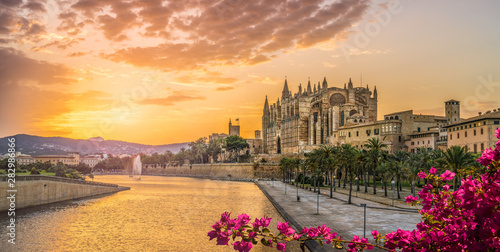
[
  {"left": 338, "top": 144, "right": 357, "bottom": 204},
  {"left": 366, "top": 138, "right": 387, "bottom": 195},
  {"left": 441, "top": 146, "right": 475, "bottom": 190},
  {"left": 405, "top": 152, "right": 421, "bottom": 196},
  {"left": 378, "top": 161, "right": 393, "bottom": 197}
]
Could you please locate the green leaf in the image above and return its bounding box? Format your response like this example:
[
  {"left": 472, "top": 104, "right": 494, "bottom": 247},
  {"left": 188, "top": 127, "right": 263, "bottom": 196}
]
[
  {"left": 261, "top": 238, "right": 270, "bottom": 246},
  {"left": 318, "top": 239, "right": 323, "bottom": 247},
  {"left": 252, "top": 238, "right": 258, "bottom": 245},
  {"left": 262, "top": 228, "right": 271, "bottom": 234}
]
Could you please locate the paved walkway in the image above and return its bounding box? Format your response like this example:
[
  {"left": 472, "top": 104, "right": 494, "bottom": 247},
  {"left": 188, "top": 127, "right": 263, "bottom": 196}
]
[{"left": 256, "top": 181, "right": 422, "bottom": 252}]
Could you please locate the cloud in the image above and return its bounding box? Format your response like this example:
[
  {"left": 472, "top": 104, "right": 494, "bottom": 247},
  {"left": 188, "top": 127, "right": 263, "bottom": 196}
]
[
  {"left": 0, "top": 0, "right": 48, "bottom": 41},
  {"left": 68, "top": 51, "right": 92, "bottom": 57},
  {"left": 138, "top": 90, "right": 205, "bottom": 106},
  {"left": 215, "top": 86, "right": 234, "bottom": 91},
  {"left": 174, "top": 71, "right": 238, "bottom": 85},
  {"left": 60, "top": 0, "right": 372, "bottom": 71},
  {"left": 0, "top": 47, "right": 77, "bottom": 85}
]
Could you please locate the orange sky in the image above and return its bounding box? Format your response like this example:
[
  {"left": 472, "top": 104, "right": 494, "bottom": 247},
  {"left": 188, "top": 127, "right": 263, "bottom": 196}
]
[{"left": 1, "top": 0, "right": 500, "bottom": 145}]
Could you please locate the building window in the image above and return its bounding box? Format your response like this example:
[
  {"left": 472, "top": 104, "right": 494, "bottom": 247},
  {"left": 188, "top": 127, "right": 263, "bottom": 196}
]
[
  {"left": 450, "top": 134, "right": 452, "bottom": 140},
  {"left": 374, "top": 129, "right": 379, "bottom": 135},
  {"left": 457, "top": 133, "right": 459, "bottom": 139},
  {"left": 481, "top": 143, "right": 485, "bottom": 151},
  {"left": 399, "top": 136, "right": 401, "bottom": 142},
  {"left": 481, "top": 128, "right": 484, "bottom": 135},
  {"left": 465, "top": 131, "right": 467, "bottom": 137},
  {"left": 349, "top": 132, "right": 351, "bottom": 137},
  {"left": 411, "top": 142, "right": 414, "bottom": 146},
  {"left": 474, "top": 144, "right": 477, "bottom": 153},
  {"left": 428, "top": 140, "right": 430, "bottom": 144},
  {"left": 417, "top": 127, "right": 421, "bottom": 132},
  {"left": 474, "top": 129, "right": 476, "bottom": 136},
  {"left": 494, "top": 121, "right": 499, "bottom": 125},
  {"left": 356, "top": 131, "right": 359, "bottom": 136}
]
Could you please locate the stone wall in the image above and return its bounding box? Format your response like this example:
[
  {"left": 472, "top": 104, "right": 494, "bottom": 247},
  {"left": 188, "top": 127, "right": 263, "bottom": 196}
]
[
  {"left": 0, "top": 176, "right": 129, "bottom": 212},
  {"left": 142, "top": 163, "right": 281, "bottom": 179}
]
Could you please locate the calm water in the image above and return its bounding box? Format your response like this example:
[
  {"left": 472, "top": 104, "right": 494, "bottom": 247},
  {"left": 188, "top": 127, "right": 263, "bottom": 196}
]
[{"left": 0, "top": 176, "right": 303, "bottom": 251}]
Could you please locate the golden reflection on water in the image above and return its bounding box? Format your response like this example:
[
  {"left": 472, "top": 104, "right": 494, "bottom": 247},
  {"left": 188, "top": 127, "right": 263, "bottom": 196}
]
[{"left": 0, "top": 176, "right": 303, "bottom": 251}]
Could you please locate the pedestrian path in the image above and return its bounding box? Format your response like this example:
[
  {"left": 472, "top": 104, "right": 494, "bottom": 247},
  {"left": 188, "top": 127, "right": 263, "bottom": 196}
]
[{"left": 256, "top": 181, "right": 421, "bottom": 252}]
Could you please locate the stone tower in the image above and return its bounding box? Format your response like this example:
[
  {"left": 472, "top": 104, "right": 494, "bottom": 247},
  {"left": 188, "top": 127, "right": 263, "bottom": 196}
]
[
  {"left": 445, "top": 99, "right": 460, "bottom": 124},
  {"left": 262, "top": 96, "right": 270, "bottom": 153},
  {"left": 229, "top": 118, "right": 240, "bottom": 136}
]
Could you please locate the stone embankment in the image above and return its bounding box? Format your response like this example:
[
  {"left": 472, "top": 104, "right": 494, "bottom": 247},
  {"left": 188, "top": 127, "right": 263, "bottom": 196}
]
[
  {"left": 0, "top": 175, "right": 129, "bottom": 212},
  {"left": 142, "top": 163, "right": 281, "bottom": 180}
]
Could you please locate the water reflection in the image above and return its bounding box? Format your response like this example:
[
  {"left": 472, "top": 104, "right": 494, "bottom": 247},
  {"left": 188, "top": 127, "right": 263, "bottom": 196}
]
[{"left": 0, "top": 176, "right": 303, "bottom": 251}]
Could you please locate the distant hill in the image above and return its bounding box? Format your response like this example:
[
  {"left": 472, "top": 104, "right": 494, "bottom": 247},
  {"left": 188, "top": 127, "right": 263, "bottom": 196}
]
[{"left": 0, "top": 134, "right": 189, "bottom": 156}]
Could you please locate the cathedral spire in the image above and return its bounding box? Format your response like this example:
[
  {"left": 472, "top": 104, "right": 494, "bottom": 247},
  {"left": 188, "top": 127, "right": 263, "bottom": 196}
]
[
  {"left": 307, "top": 78, "right": 312, "bottom": 94},
  {"left": 264, "top": 95, "right": 269, "bottom": 111},
  {"left": 282, "top": 77, "right": 289, "bottom": 98},
  {"left": 298, "top": 83, "right": 302, "bottom": 95},
  {"left": 373, "top": 86, "right": 378, "bottom": 99},
  {"left": 322, "top": 77, "right": 328, "bottom": 89},
  {"left": 313, "top": 83, "right": 317, "bottom": 93},
  {"left": 348, "top": 78, "right": 353, "bottom": 89}
]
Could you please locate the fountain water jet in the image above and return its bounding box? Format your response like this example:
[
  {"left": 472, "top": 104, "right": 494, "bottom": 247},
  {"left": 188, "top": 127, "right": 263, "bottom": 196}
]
[{"left": 130, "top": 154, "right": 142, "bottom": 180}]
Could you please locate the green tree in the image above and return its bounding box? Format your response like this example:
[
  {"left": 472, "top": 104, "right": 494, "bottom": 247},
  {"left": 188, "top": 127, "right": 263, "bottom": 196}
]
[
  {"left": 366, "top": 137, "right": 387, "bottom": 195},
  {"left": 189, "top": 137, "right": 208, "bottom": 164},
  {"left": 207, "top": 139, "right": 223, "bottom": 163},
  {"left": 441, "top": 146, "right": 476, "bottom": 190},
  {"left": 54, "top": 162, "right": 66, "bottom": 177},
  {"left": 224, "top": 135, "right": 249, "bottom": 163}
]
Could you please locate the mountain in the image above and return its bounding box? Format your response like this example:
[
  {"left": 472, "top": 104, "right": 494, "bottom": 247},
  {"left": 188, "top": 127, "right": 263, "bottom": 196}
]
[{"left": 0, "top": 134, "right": 189, "bottom": 156}]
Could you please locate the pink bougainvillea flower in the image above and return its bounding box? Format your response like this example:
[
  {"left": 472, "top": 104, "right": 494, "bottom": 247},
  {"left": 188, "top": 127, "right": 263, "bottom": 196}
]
[
  {"left": 371, "top": 230, "right": 379, "bottom": 239},
  {"left": 233, "top": 240, "right": 252, "bottom": 252},
  {"left": 276, "top": 242, "right": 286, "bottom": 251},
  {"left": 277, "top": 222, "right": 295, "bottom": 236},
  {"left": 418, "top": 171, "right": 427, "bottom": 179},
  {"left": 440, "top": 170, "right": 455, "bottom": 181},
  {"left": 406, "top": 195, "right": 418, "bottom": 204},
  {"left": 429, "top": 167, "right": 437, "bottom": 175}
]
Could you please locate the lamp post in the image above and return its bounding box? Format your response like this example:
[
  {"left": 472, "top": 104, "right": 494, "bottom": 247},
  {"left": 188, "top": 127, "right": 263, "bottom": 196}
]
[
  {"left": 391, "top": 180, "right": 395, "bottom": 207},
  {"left": 316, "top": 186, "right": 320, "bottom": 215},
  {"left": 361, "top": 203, "right": 367, "bottom": 238}
]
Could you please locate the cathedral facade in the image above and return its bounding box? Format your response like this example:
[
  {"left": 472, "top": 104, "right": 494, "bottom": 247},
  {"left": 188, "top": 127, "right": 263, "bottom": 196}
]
[{"left": 262, "top": 77, "right": 378, "bottom": 154}]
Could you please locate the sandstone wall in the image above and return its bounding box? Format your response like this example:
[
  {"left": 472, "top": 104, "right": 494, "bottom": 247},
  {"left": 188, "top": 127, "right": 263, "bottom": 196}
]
[{"left": 142, "top": 163, "right": 281, "bottom": 179}]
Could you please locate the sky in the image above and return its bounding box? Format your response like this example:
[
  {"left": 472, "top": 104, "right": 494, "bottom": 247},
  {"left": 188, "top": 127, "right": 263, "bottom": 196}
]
[{"left": 1, "top": 0, "right": 499, "bottom": 145}]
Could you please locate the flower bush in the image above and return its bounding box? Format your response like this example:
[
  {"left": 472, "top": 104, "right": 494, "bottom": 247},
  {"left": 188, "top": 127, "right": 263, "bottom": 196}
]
[{"left": 209, "top": 127, "right": 500, "bottom": 251}]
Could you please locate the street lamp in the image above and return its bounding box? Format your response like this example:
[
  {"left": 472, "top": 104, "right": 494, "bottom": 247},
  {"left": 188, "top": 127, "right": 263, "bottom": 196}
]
[
  {"left": 361, "top": 203, "right": 367, "bottom": 238},
  {"left": 391, "top": 180, "right": 395, "bottom": 207}
]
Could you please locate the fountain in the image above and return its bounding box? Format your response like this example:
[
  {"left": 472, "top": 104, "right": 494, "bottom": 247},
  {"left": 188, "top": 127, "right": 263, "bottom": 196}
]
[{"left": 130, "top": 154, "right": 142, "bottom": 180}]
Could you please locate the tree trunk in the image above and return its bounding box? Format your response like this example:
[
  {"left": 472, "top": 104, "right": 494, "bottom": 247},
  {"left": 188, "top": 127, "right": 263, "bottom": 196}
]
[
  {"left": 330, "top": 170, "right": 333, "bottom": 198},
  {"left": 348, "top": 181, "right": 353, "bottom": 204},
  {"left": 364, "top": 172, "right": 368, "bottom": 193},
  {"left": 397, "top": 177, "right": 401, "bottom": 199},
  {"left": 384, "top": 180, "right": 388, "bottom": 197},
  {"left": 412, "top": 180, "right": 415, "bottom": 197}
]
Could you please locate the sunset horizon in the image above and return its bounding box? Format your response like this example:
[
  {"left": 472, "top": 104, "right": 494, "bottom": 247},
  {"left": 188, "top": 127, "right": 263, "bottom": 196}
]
[{"left": 2, "top": 0, "right": 499, "bottom": 145}]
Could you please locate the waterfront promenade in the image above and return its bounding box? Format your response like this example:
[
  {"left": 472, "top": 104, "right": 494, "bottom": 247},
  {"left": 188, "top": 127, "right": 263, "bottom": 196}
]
[{"left": 256, "top": 181, "right": 421, "bottom": 251}]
